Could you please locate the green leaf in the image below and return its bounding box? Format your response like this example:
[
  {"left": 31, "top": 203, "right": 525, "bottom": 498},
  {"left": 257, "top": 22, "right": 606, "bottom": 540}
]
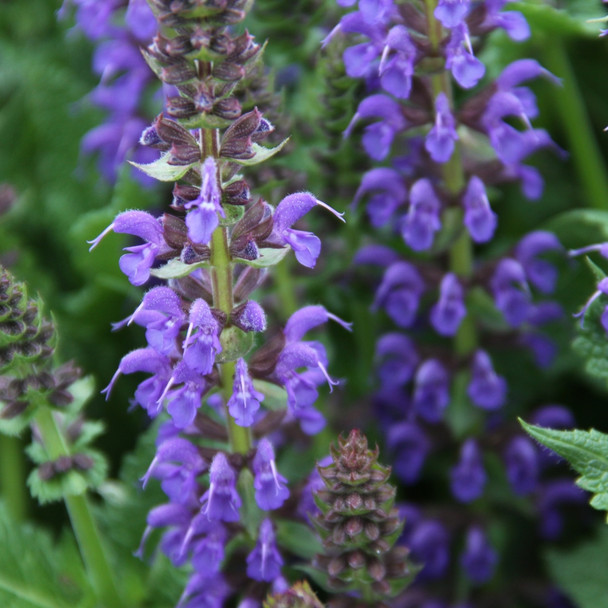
[
  {"left": 546, "top": 526, "right": 608, "bottom": 608},
  {"left": 236, "top": 247, "right": 290, "bottom": 268},
  {"left": 150, "top": 258, "right": 209, "bottom": 279},
  {"left": 129, "top": 152, "right": 195, "bottom": 182},
  {"left": 510, "top": 1, "right": 604, "bottom": 37},
  {"left": 253, "top": 380, "right": 287, "bottom": 411},
  {"left": 571, "top": 262, "right": 608, "bottom": 383},
  {"left": 275, "top": 520, "right": 322, "bottom": 560},
  {"left": 520, "top": 420, "right": 608, "bottom": 518},
  {"left": 544, "top": 209, "right": 608, "bottom": 249},
  {"left": 0, "top": 502, "right": 90, "bottom": 608},
  {"left": 229, "top": 139, "right": 290, "bottom": 166}
]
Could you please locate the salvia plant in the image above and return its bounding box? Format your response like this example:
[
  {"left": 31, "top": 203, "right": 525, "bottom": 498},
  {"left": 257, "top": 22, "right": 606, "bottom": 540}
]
[{"left": 4, "top": 0, "right": 608, "bottom": 607}]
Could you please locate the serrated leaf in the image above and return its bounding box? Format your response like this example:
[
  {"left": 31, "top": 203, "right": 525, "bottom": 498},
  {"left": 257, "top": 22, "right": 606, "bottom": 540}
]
[
  {"left": 546, "top": 526, "right": 608, "bottom": 608},
  {"left": 236, "top": 247, "right": 290, "bottom": 268},
  {"left": 229, "top": 139, "right": 290, "bottom": 166},
  {"left": 150, "top": 258, "right": 209, "bottom": 279},
  {"left": 275, "top": 520, "right": 322, "bottom": 560},
  {"left": 0, "top": 502, "right": 90, "bottom": 607},
  {"left": 520, "top": 420, "right": 608, "bottom": 518},
  {"left": 129, "top": 152, "right": 195, "bottom": 182}
]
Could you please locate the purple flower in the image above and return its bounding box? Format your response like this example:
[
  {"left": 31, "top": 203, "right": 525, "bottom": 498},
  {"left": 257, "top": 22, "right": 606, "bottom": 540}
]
[
  {"left": 200, "top": 452, "right": 242, "bottom": 522},
  {"left": 141, "top": 436, "right": 207, "bottom": 504},
  {"left": 227, "top": 358, "right": 264, "bottom": 427},
  {"left": 515, "top": 231, "right": 563, "bottom": 294},
  {"left": 88, "top": 210, "right": 171, "bottom": 286},
  {"left": 343, "top": 95, "right": 406, "bottom": 160},
  {"left": 163, "top": 362, "right": 208, "bottom": 428},
  {"left": 462, "top": 176, "right": 497, "bottom": 243},
  {"left": 460, "top": 526, "right": 498, "bottom": 584},
  {"left": 504, "top": 435, "right": 539, "bottom": 495},
  {"left": 102, "top": 347, "right": 171, "bottom": 417},
  {"left": 373, "top": 261, "right": 425, "bottom": 328},
  {"left": 537, "top": 479, "right": 587, "bottom": 539},
  {"left": 182, "top": 299, "right": 222, "bottom": 375},
  {"left": 467, "top": 350, "right": 507, "bottom": 410},
  {"left": 375, "top": 333, "right": 419, "bottom": 388},
  {"left": 185, "top": 158, "right": 223, "bottom": 245},
  {"left": 412, "top": 359, "right": 450, "bottom": 422},
  {"left": 445, "top": 25, "right": 485, "bottom": 89},
  {"left": 231, "top": 301, "right": 267, "bottom": 333},
  {"left": 178, "top": 572, "right": 230, "bottom": 608},
  {"left": 353, "top": 167, "right": 406, "bottom": 227},
  {"left": 378, "top": 25, "right": 417, "bottom": 99},
  {"left": 252, "top": 438, "right": 289, "bottom": 511},
  {"left": 425, "top": 93, "right": 458, "bottom": 163},
  {"left": 120, "top": 286, "right": 185, "bottom": 355},
  {"left": 490, "top": 258, "right": 531, "bottom": 327},
  {"left": 270, "top": 192, "right": 345, "bottom": 268},
  {"left": 482, "top": 0, "right": 530, "bottom": 40},
  {"left": 430, "top": 273, "right": 466, "bottom": 337},
  {"left": 246, "top": 519, "right": 283, "bottom": 582},
  {"left": 387, "top": 422, "right": 430, "bottom": 483},
  {"left": 401, "top": 179, "right": 442, "bottom": 251},
  {"left": 450, "top": 439, "right": 486, "bottom": 503},
  {"left": 191, "top": 525, "right": 227, "bottom": 574},
  {"left": 434, "top": 0, "right": 471, "bottom": 28},
  {"left": 408, "top": 520, "right": 450, "bottom": 581}
]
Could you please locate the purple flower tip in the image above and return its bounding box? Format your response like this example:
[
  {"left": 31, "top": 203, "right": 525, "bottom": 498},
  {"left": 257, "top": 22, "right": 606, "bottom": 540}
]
[
  {"left": 246, "top": 519, "right": 283, "bottom": 582},
  {"left": 430, "top": 273, "right": 467, "bottom": 336},
  {"left": 401, "top": 179, "right": 442, "bottom": 251},
  {"left": 412, "top": 359, "right": 450, "bottom": 422},
  {"left": 460, "top": 527, "right": 498, "bottom": 584},
  {"left": 227, "top": 358, "right": 264, "bottom": 427},
  {"left": 200, "top": 452, "right": 242, "bottom": 522},
  {"left": 252, "top": 438, "right": 290, "bottom": 510},
  {"left": 450, "top": 439, "right": 486, "bottom": 503},
  {"left": 462, "top": 176, "right": 497, "bottom": 243},
  {"left": 468, "top": 350, "right": 507, "bottom": 410}
]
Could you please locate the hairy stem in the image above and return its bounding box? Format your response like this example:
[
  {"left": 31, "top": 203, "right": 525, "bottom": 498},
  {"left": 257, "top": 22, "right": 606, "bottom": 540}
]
[{"left": 34, "top": 406, "right": 124, "bottom": 608}]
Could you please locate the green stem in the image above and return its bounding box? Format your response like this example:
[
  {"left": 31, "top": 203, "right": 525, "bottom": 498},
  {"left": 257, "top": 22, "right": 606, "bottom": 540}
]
[
  {"left": 274, "top": 259, "right": 298, "bottom": 319},
  {"left": 205, "top": 123, "right": 252, "bottom": 455},
  {"left": 0, "top": 435, "right": 27, "bottom": 522},
  {"left": 34, "top": 406, "right": 124, "bottom": 608},
  {"left": 542, "top": 40, "right": 608, "bottom": 210}
]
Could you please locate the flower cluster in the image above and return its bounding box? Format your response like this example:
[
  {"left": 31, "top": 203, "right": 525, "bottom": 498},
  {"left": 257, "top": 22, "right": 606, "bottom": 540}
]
[
  {"left": 90, "top": 0, "right": 348, "bottom": 605},
  {"left": 60, "top": 0, "right": 158, "bottom": 182},
  {"left": 327, "top": 0, "right": 582, "bottom": 604}
]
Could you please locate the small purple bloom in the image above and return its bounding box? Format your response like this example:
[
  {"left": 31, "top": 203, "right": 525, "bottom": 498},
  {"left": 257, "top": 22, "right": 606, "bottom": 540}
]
[
  {"left": 182, "top": 299, "right": 222, "bottom": 375},
  {"left": 516, "top": 231, "right": 563, "bottom": 294},
  {"left": 373, "top": 261, "right": 425, "bottom": 328},
  {"left": 375, "top": 332, "right": 419, "bottom": 388},
  {"left": 460, "top": 526, "right": 498, "bottom": 584},
  {"left": 88, "top": 210, "right": 170, "bottom": 286},
  {"left": 163, "top": 362, "right": 208, "bottom": 428},
  {"left": 353, "top": 167, "right": 407, "bottom": 228},
  {"left": 231, "top": 301, "right": 267, "bottom": 333},
  {"left": 200, "top": 452, "right": 242, "bottom": 522},
  {"left": 185, "top": 158, "right": 223, "bottom": 246},
  {"left": 343, "top": 95, "right": 406, "bottom": 160},
  {"left": 387, "top": 422, "right": 430, "bottom": 483},
  {"left": 490, "top": 258, "right": 531, "bottom": 327},
  {"left": 246, "top": 519, "right": 283, "bottom": 582},
  {"left": 537, "top": 479, "right": 587, "bottom": 539},
  {"left": 401, "top": 179, "right": 442, "bottom": 251},
  {"left": 378, "top": 25, "right": 417, "bottom": 99},
  {"left": 227, "top": 358, "right": 264, "bottom": 427},
  {"left": 425, "top": 93, "right": 458, "bottom": 163},
  {"left": 408, "top": 520, "right": 450, "bottom": 581},
  {"left": 573, "top": 277, "right": 608, "bottom": 330},
  {"left": 434, "top": 0, "right": 470, "bottom": 28},
  {"left": 462, "top": 176, "right": 498, "bottom": 243},
  {"left": 504, "top": 435, "right": 539, "bottom": 495},
  {"left": 430, "top": 273, "right": 467, "bottom": 337},
  {"left": 482, "top": 0, "right": 530, "bottom": 40},
  {"left": 450, "top": 439, "right": 486, "bottom": 503},
  {"left": 252, "top": 438, "right": 289, "bottom": 511},
  {"left": 178, "top": 572, "right": 230, "bottom": 608},
  {"left": 445, "top": 25, "right": 485, "bottom": 88},
  {"left": 412, "top": 359, "right": 450, "bottom": 422},
  {"left": 467, "top": 350, "right": 507, "bottom": 410},
  {"left": 270, "top": 192, "right": 345, "bottom": 268},
  {"left": 191, "top": 525, "right": 227, "bottom": 574}
]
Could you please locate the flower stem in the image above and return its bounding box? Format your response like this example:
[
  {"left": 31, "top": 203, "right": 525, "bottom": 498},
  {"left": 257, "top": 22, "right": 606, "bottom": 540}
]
[
  {"left": 0, "top": 436, "right": 27, "bottom": 522},
  {"left": 542, "top": 40, "right": 608, "bottom": 211},
  {"left": 34, "top": 406, "right": 124, "bottom": 608},
  {"left": 205, "top": 125, "right": 252, "bottom": 455}
]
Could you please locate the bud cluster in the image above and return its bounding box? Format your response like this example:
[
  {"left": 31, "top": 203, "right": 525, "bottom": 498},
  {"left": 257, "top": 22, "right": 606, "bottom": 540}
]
[{"left": 313, "top": 430, "right": 417, "bottom": 605}]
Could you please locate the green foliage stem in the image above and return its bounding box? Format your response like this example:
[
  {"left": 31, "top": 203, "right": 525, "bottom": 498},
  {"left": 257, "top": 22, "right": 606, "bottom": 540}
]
[
  {"left": 34, "top": 406, "right": 125, "bottom": 608},
  {"left": 541, "top": 40, "right": 608, "bottom": 211},
  {"left": 0, "top": 436, "right": 27, "bottom": 522}
]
